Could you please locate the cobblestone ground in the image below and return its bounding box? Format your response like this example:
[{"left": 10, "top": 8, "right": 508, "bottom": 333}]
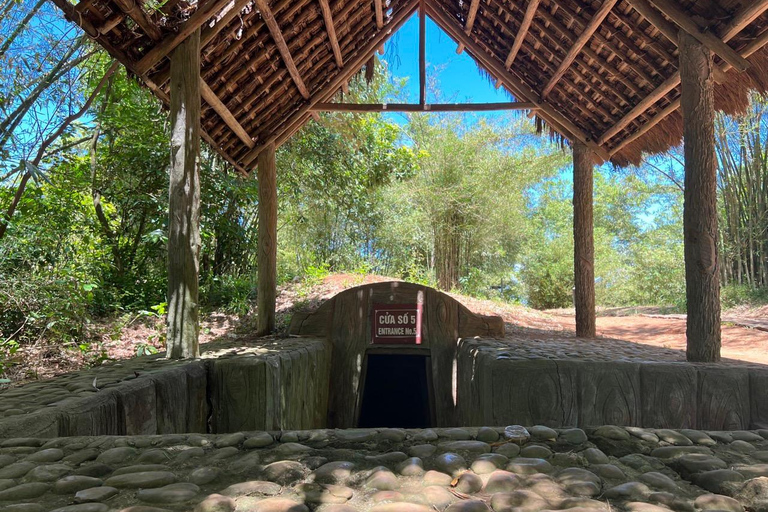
[{"left": 0, "top": 425, "right": 767, "bottom": 512}]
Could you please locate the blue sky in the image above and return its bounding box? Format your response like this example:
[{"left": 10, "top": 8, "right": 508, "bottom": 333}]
[{"left": 382, "top": 15, "right": 512, "bottom": 106}]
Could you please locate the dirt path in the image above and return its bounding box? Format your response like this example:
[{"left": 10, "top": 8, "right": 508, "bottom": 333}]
[{"left": 551, "top": 312, "right": 768, "bottom": 365}]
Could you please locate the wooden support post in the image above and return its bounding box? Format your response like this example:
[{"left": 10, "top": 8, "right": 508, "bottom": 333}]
[
  {"left": 679, "top": 32, "right": 721, "bottom": 362},
  {"left": 573, "top": 141, "right": 596, "bottom": 338},
  {"left": 167, "top": 28, "right": 201, "bottom": 359},
  {"left": 257, "top": 142, "right": 278, "bottom": 336},
  {"left": 419, "top": 0, "right": 426, "bottom": 106}
]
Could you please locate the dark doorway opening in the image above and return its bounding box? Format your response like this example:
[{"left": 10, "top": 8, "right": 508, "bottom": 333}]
[{"left": 358, "top": 353, "right": 433, "bottom": 428}]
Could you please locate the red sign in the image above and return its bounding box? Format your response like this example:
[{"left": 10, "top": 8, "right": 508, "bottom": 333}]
[{"left": 372, "top": 303, "right": 422, "bottom": 344}]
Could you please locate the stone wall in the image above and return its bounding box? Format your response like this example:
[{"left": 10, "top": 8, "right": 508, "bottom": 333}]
[
  {"left": 456, "top": 338, "right": 768, "bottom": 430},
  {"left": 0, "top": 339, "right": 332, "bottom": 438}
]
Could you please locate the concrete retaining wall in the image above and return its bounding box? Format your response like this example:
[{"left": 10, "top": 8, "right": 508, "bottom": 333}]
[
  {"left": 0, "top": 339, "right": 332, "bottom": 438},
  {"left": 456, "top": 338, "right": 768, "bottom": 430}
]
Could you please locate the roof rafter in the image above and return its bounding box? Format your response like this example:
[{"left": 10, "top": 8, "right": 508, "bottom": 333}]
[
  {"left": 721, "top": 1, "right": 768, "bottom": 41},
  {"left": 374, "top": 0, "right": 384, "bottom": 28},
  {"left": 241, "top": 0, "right": 420, "bottom": 168},
  {"left": 600, "top": 0, "right": 764, "bottom": 146},
  {"left": 426, "top": 0, "right": 609, "bottom": 160},
  {"left": 135, "top": 0, "right": 239, "bottom": 75},
  {"left": 319, "top": 0, "right": 344, "bottom": 68},
  {"left": 647, "top": 0, "right": 750, "bottom": 72},
  {"left": 254, "top": 0, "right": 311, "bottom": 99},
  {"left": 112, "top": 0, "right": 162, "bottom": 41},
  {"left": 456, "top": 0, "right": 480, "bottom": 54},
  {"left": 504, "top": 0, "right": 540, "bottom": 70},
  {"left": 200, "top": 79, "right": 254, "bottom": 148},
  {"left": 542, "top": 0, "right": 620, "bottom": 99}
]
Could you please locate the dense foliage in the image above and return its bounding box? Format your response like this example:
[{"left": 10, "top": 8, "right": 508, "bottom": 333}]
[{"left": 1, "top": 0, "right": 767, "bottom": 377}]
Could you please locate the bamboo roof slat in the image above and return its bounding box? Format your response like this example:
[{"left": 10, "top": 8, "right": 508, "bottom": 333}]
[{"left": 53, "top": 0, "right": 768, "bottom": 168}]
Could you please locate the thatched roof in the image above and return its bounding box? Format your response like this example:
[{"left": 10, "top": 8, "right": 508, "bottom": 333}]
[{"left": 52, "top": 0, "right": 768, "bottom": 169}]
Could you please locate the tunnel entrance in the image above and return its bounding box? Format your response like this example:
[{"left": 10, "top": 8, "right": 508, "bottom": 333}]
[{"left": 358, "top": 353, "right": 433, "bottom": 428}]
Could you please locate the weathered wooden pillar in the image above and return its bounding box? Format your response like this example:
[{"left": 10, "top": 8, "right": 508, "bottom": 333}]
[
  {"left": 257, "top": 142, "right": 277, "bottom": 336},
  {"left": 679, "top": 32, "right": 721, "bottom": 362},
  {"left": 167, "top": 28, "right": 202, "bottom": 359},
  {"left": 573, "top": 141, "right": 596, "bottom": 338}
]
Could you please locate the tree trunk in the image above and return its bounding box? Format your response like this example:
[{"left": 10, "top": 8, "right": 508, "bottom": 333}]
[
  {"left": 257, "top": 142, "right": 277, "bottom": 336},
  {"left": 572, "top": 141, "right": 596, "bottom": 337},
  {"left": 680, "top": 32, "right": 721, "bottom": 362},
  {"left": 166, "top": 29, "right": 201, "bottom": 360}
]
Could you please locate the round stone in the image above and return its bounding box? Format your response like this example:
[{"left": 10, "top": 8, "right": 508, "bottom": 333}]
[
  {"left": 105, "top": 471, "right": 177, "bottom": 489},
  {"left": 422, "top": 470, "right": 452, "bottom": 486},
  {"left": 439, "top": 441, "right": 490, "bottom": 454},
  {"left": 112, "top": 465, "right": 170, "bottom": 477},
  {"left": 693, "top": 493, "right": 744, "bottom": 512},
  {"left": 503, "top": 426, "right": 530, "bottom": 443},
  {"left": 370, "top": 490, "right": 403, "bottom": 503},
  {"left": 0, "top": 462, "right": 35, "bottom": 479},
  {"left": 483, "top": 470, "right": 521, "bottom": 493},
  {"left": 490, "top": 490, "right": 549, "bottom": 510},
  {"left": 559, "top": 428, "right": 588, "bottom": 445},
  {"left": 639, "top": 472, "right": 678, "bottom": 492},
  {"left": 74, "top": 486, "right": 118, "bottom": 503},
  {"left": 409, "top": 445, "right": 436, "bottom": 458},
  {"left": 220, "top": 481, "right": 281, "bottom": 497},
  {"left": 506, "top": 457, "right": 553, "bottom": 475},
  {"left": 731, "top": 431, "right": 763, "bottom": 443},
  {"left": 190, "top": 467, "right": 222, "bottom": 486},
  {"left": 520, "top": 445, "right": 552, "bottom": 459},
  {"left": 247, "top": 497, "right": 310, "bottom": 512},
  {"left": 693, "top": 470, "right": 746, "bottom": 494},
  {"left": 193, "top": 493, "right": 236, "bottom": 512},
  {"left": 680, "top": 430, "right": 716, "bottom": 446},
  {"left": 440, "top": 428, "right": 471, "bottom": 440},
  {"left": 366, "top": 468, "right": 398, "bottom": 491},
  {"left": 493, "top": 444, "right": 520, "bottom": 458},
  {"left": 583, "top": 448, "right": 609, "bottom": 465},
  {"left": 50, "top": 504, "right": 109, "bottom": 512},
  {"left": 73, "top": 463, "right": 112, "bottom": 478},
  {"left": 26, "top": 464, "right": 70, "bottom": 482},
  {"left": 445, "top": 499, "right": 490, "bottom": 512},
  {"left": 603, "top": 482, "right": 652, "bottom": 500},
  {"left": 263, "top": 461, "right": 306, "bottom": 485},
  {"left": 26, "top": 448, "right": 65, "bottom": 463},
  {"left": 313, "top": 462, "right": 355, "bottom": 484},
  {"left": 0, "top": 483, "right": 51, "bottom": 500},
  {"left": 380, "top": 429, "right": 407, "bottom": 442},
  {"left": 654, "top": 429, "right": 693, "bottom": 446},
  {"left": 137, "top": 482, "right": 200, "bottom": 504},
  {"left": 476, "top": 427, "right": 499, "bottom": 443},
  {"left": 421, "top": 485, "right": 454, "bottom": 509},
  {"left": 590, "top": 464, "right": 625, "bottom": 480},
  {"left": 594, "top": 425, "right": 630, "bottom": 441},
  {"left": 434, "top": 453, "right": 467, "bottom": 476},
  {"left": 244, "top": 432, "right": 274, "bottom": 449},
  {"left": 209, "top": 447, "right": 240, "bottom": 460},
  {"left": 529, "top": 425, "right": 558, "bottom": 442},
  {"left": 54, "top": 476, "right": 103, "bottom": 494},
  {"left": 176, "top": 447, "right": 205, "bottom": 462},
  {"left": 214, "top": 433, "right": 245, "bottom": 448},
  {"left": 137, "top": 450, "right": 171, "bottom": 464},
  {"left": 397, "top": 457, "right": 424, "bottom": 477},
  {"left": 96, "top": 447, "right": 137, "bottom": 465},
  {"left": 557, "top": 468, "right": 601, "bottom": 486},
  {"left": 730, "top": 440, "right": 756, "bottom": 453},
  {"left": 455, "top": 472, "right": 483, "bottom": 494}
]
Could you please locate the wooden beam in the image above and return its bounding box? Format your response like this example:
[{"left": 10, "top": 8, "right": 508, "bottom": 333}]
[
  {"left": 240, "top": 0, "right": 420, "bottom": 167},
  {"left": 425, "top": 0, "right": 608, "bottom": 160},
  {"left": 374, "top": 0, "right": 383, "bottom": 28},
  {"left": 312, "top": 102, "right": 538, "bottom": 112},
  {"left": 112, "top": 0, "right": 162, "bottom": 41},
  {"left": 647, "top": 0, "right": 750, "bottom": 72},
  {"left": 200, "top": 79, "right": 254, "bottom": 148},
  {"left": 456, "top": 0, "right": 480, "bottom": 54},
  {"left": 254, "top": 0, "right": 310, "bottom": 99},
  {"left": 721, "top": 1, "right": 768, "bottom": 41},
  {"left": 625, "top": 0, "right": 678, "bottom": 44},
  {"left": 256, "top": 142, "right": 277, "bottom": 336},
  {"left": 135, "top": 0, "right": 237, "bottom": 75},
  {"left": 419, "top": 0, "right": 426, "bottom": 106},
  {"left": 504, "top": 0, "right": 540, "bottom": 70},
  {"left": 319, "top": 0, "right": 343, "bottom": 68},
  {"left": 541, "top": 0, "right": 619, "bottom": 99}
]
